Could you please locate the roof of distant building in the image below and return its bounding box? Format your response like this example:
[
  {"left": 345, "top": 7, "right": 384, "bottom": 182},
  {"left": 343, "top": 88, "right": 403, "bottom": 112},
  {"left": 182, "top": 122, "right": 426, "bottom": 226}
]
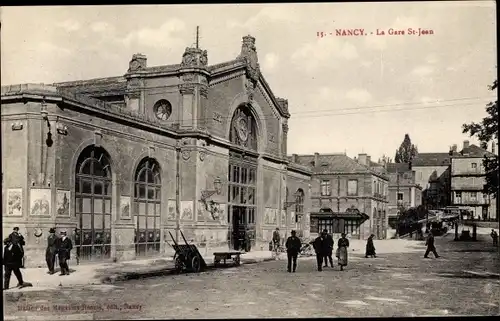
[
  {"left": 288, "top": 153, "right": 388, "bottom": 178},
  {"left": 455, "top": 144, "right": 496, "bottom": 158},
  {"left": 412, "top": 153, "right": 451, "bottom": 167},
  {"left": 386, "top": 162, "right": 412, "bottom": 173}
]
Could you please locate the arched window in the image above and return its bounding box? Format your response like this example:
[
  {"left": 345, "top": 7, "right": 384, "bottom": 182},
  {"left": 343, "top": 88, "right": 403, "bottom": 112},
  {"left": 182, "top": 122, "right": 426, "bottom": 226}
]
[
  {"left": 134, "top": 157, "right": 161, "bottom": 256},
  {"left": 75, "top": 145, "right": 112, "bottom": 261},
  {"left": 229, "top": 104, "right": 258, "bottom": 151}
]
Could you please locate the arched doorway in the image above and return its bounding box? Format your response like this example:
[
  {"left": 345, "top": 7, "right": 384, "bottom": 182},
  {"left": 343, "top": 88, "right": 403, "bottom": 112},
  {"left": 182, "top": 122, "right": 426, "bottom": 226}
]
[
  {"left": 75, "top": 145, "right": 112, "bottom": 261},
  {"left": 134, "top": 157, "right": 161, "bottom": 256},
  {"left": 228, "top": 104, "right": 258, "bottom": 251}
]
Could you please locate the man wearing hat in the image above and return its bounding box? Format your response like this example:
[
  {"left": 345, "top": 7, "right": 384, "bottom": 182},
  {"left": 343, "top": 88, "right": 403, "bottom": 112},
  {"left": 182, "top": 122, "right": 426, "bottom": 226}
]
[
  {"left": 46, "top": 228, "right": 59, "bottom": 274},
  {"left": 55, "top": 230, "right": 73, "bottom": 276},
  {"left": 285, "top": 230, "right": 302, "bottom": 273},
  {"left": 3, "top": 237, "right": 32, "bottom": 290},
  {"left": 8, "top": 227, "right": 25, "bottom": 268}
]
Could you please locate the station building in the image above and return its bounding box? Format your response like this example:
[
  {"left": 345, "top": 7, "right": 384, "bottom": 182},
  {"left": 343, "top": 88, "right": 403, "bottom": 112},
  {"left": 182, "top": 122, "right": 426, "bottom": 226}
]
[{"left": 1, "top": 35, "right": 313, "bottom": 266}]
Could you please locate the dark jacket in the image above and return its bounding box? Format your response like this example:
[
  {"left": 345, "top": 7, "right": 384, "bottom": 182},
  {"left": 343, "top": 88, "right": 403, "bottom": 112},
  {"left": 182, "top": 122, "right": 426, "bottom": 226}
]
[
  {"left": 46, "top": 233, "right": 58, "bottom": 254},
  {"left": 285, "top": 236, "right": 302, "bottom": 254},
  {"left": 3, "top": 242, "right": 23, "bottom": 267},
  {"left": 426, "top": 234, "right": 435, "bottom": 248},
  {"left": 338, "top": 237, "right": 350, "bottom": 248},
  {"left": 8, "top": 232, "right": 25, "bottom": 248},
  {"left": 324, "top": 234, "right": 334, "bottom": 255},
  {"left": 56, "top": 237, "right": 73, "bottom": 260},
  {"left": 312, "top": 236, "right": 327, "bottom": 255},
  {"left": 366, "top": 237, "right": 376, "bottom": 255}
]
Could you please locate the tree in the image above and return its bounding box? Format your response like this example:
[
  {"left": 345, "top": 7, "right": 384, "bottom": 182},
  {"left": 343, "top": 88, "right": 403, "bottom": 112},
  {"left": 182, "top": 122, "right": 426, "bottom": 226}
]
[
  {"left": 462, "top": 79, "right": 498, "bottom": 198},
  {"left": 395, "top": 134, "right": 418, "bottom": 163}
]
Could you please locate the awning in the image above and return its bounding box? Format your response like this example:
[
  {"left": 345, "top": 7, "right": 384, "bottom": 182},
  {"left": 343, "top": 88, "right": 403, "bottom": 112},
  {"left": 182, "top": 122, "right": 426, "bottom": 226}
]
[{"left": 310, "top": 207, "right": 369, "bottom": 221}]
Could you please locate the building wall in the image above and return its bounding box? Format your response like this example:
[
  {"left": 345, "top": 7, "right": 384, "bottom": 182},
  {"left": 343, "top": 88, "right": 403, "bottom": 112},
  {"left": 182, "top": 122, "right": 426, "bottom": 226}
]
[
  {"left": 286, "top": 169, "right": 312, "bottom": 239},
  {"left": 413, "top": 165, "right": 450, "bottom": 208}
]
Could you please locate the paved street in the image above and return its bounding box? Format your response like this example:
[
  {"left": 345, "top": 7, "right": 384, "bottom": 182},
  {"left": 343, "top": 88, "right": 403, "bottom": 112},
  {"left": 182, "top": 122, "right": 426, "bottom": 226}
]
[{"left": 4, "top": 234, "right": 500, "bottom": 319}]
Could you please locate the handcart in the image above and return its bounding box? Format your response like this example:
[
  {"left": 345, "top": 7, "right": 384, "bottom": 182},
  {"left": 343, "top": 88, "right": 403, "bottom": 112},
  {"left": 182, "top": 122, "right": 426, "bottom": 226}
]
[{"left": 168, "top": 231, "right": 207, "bottom": 273}]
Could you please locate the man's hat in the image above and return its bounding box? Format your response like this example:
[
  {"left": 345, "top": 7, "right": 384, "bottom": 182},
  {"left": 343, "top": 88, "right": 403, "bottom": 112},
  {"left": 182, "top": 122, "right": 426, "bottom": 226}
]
[
  {"left": 60, "top": 230, "right": 67, "bottom": 235},
  {"left": 13, "top": 227, "right": 19, "bottom": 231},
  {"left": 291, "top": 230, "right": 296, "bottom": 234},
  {"left": 49, "top": 228, "right": 56, "bottom": 233}
]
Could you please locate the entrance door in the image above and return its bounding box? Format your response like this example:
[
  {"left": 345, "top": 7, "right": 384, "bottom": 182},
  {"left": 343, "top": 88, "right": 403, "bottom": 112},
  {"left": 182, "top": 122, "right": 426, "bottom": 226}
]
[{"left": 232, "top": 206, "right": 246, "bottom": 250}]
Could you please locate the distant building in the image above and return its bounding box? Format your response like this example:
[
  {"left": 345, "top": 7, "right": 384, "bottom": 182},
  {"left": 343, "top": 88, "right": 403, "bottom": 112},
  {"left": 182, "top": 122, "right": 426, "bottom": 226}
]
[
  {"left": 289, "top": 153, "right": 389, "bottom": 240},
  {"left": 450, "top": 140, "right": 497, "bottom": 220},
  {"left": 412, "top": 152, "right": 452, "bottom": 209},
  {"left": 386, "top": 163, "right": 423, "bottom": 228}
]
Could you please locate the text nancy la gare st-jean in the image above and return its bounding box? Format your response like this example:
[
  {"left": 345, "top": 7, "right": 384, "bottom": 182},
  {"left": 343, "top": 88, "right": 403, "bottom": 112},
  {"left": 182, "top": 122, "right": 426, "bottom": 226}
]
[{"left": 317, "top": 28, "right": 434, "bottom": 38}]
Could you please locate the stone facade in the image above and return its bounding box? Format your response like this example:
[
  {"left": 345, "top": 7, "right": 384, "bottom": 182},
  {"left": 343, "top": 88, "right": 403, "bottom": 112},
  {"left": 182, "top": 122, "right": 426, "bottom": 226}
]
[
  {"left": 289, "top": 153, "right": 389, "bottom": 240},
  {"left": 1, "top": 36, "right": 314, "bottom": 267}
]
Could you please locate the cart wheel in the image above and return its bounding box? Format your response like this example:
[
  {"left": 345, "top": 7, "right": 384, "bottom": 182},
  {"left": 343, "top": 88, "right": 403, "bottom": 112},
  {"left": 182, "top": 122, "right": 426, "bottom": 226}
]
[
  {"left": 175, "top": 256, "right": 185, "bottom": 273},
  {"left": 233, "top": 255, "right": 241, "bottom": 266},
  {"left": 191, "top": 255, "right": 201, "bottom": 273}
]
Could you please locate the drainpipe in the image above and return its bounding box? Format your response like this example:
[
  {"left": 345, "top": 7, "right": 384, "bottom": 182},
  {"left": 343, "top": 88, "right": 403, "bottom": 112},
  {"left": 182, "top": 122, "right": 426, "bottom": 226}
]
[{"left": 175, "top": 144, "right": 181, "bottom": 243}]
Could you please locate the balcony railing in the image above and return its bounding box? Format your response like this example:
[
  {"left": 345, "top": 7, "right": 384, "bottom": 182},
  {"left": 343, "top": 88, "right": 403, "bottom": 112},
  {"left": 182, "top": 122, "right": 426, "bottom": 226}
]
[{"left": 453, "top": 199, "right": 490, "bottom": 205}]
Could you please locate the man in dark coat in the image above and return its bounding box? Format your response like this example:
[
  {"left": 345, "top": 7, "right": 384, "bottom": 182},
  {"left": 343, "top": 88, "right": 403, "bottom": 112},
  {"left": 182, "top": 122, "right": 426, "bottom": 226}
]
[
  {"left": 365, "top": 234, "right": 377, "bottom": 258},
  {"left": 285, "top": 230, "right": 302, "bottom": 273},
  {"left": 424, "top": 232, "right": 440, "bottom": 258},
  {"left": 46, "top": 228, "right": 58, "bottom": 274},
  {"left": 8, "top": 227, "right": 25, "bottom": 268},
  {"left": 312, "top": 233, "right": 326, "bottom": 271},
  {"left": 56, "top": 230, "right": 73, "bottom": 275},
  {"left": 323, "top": 230, "right": 334, "bottom": 268},
  {"left": 3, "top": 238, "right": 32, "bottom": 290},
  {"left": 491, "top": 229, "right": 498, "bottom": 246}
]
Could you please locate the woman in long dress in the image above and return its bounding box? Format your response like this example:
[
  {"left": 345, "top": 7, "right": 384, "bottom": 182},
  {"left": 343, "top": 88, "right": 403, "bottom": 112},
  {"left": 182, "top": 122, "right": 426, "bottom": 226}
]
[
  {"left": 365, "top": 234, "right": 376, "bottom": 258},
  {"left": 336, "top": 233, "right": 350, "bottom": 271}
]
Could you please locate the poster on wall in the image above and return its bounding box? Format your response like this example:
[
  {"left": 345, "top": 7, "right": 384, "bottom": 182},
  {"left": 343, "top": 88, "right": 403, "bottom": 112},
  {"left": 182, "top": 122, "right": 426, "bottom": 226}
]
[
  {"left": 7, "top": 188, "right": 23, "bottom": 216},
  {"left": 181, "top": 201, "right": 194, "bottom": 221},
  {"left": 264, "top": 208, "right": 277, "bottom": 225},
  {"left": 30, "top": 188, "right": 51, "bottom": 216},
  {"left": 167, "top": 200, "right": 176, "bottom": 221},
  {"left": 281, "top": 210, "right": 287, "bottom": 227},
  {"left": 120, "top": 196, "right": 131, "bottom": 218},
  {"left": 56, "top": 190, "right": 70, "bottom": 216}
]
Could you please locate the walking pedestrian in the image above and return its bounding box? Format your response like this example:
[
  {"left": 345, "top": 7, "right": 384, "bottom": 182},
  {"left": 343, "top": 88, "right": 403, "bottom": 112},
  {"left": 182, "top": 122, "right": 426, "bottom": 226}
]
[
  {"left": 491, "top": 229, "right": 498, "bottom": 246},
  {"left": 336, "top": 233, "right": 350, "bottom": 271},
  {"left": 46, "top": 228, "right": 58, "bottom": 274},
  {"left": 323, "top": 230, "right": 334, "bottom": 268},
  {"left": 285, "top": 230, "right": 301, "bottom": 273},
  {"left": 365, "top": 234, "right": 377, "bottom": 258},
  {"left": 3, "top": 238, "right": 32, "bottom": 290},
  {"left": 56, "top": 230, "right": 73, "bottom": 276},
  {"left": 8, "top": 227, "right": 25, "bottom": 268},
  {"left": 312, "top": 233, "right": 326, "bottom": 271},
  {"left": 424, "top": 232, "right": 440, "bottom": 258}
]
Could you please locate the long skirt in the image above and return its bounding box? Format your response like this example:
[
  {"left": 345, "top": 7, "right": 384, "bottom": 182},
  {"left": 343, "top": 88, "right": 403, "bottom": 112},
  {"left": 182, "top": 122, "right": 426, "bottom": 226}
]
[{"left": 336, "top": 246, "right": 348, "bottom": 266}]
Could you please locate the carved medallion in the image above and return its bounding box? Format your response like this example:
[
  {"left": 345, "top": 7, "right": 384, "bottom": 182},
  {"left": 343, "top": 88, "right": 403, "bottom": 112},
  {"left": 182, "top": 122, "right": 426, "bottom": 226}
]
[
  {"left": 199, "top": 151, "right": 206, "bottom": 161},
  {"left": 236, "top": 116, "right": 249, "bottom": 143},
  {"left": 182, "top": 151, "right": 191, "bottom": 160}
]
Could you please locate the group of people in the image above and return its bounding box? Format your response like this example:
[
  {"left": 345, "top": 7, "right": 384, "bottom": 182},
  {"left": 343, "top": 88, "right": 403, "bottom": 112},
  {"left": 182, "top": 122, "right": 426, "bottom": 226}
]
[
  {"left": 46, "top": 228, "right": 74, "bottom": 275},
  {"left": 3, "top": 227, "right": 74, "bottom": 290},
  {"left": 283, "top": 229, "right": 353, "bottom": 272}
]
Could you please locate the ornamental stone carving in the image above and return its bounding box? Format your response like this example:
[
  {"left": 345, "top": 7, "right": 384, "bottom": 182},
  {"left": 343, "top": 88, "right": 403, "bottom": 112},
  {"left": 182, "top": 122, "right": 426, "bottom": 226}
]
[
  {"left": 181, "top": 47, "right": 208, "bottom": 68},
  {"left": 199, "top": 151, "right": 206, "bottom": 161},
  {"left": 245, "top": 78, "right": 256, "bottom": 101},
  {"left": 128, "top": 53, "right": 147, "bottom": 73},
  {"left": 182, "top": 151, "right": 191, "bottom": 160},
  {"left": 182, "top": 73, "right": 195, "bottom": 82},
  {"left": 282, "top": 123, "right": 289, "bottom": 134},
  {"left": 179, "top": 84, "right": 195, "bottom": 95},
  {"left": 238, "top": 35, "right": 260, "bottom": 83},
  {"left": 200, "top": 86, "right": 209, "bottom": 98}
]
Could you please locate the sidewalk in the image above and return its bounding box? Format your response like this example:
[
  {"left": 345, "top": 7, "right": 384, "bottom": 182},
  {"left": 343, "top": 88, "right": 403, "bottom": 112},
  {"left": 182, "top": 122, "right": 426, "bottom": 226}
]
[{"left": 5, "top": 250, "right": 275, "bottom": 292}]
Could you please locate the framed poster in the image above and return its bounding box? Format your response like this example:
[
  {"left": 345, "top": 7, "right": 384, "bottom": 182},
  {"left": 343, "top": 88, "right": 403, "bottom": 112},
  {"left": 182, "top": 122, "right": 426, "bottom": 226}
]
[
  {"left": 56, "top": 190, "right": 70, "bottom": 216},
  {"left": 120, "top": 196, "right": 131, "bottom": 219},
  {"left": 7, "top": 188, "right": 23, "bottom": 216},
  {"left": 30, "top": 188, "right": 51, "bottom": 216}
]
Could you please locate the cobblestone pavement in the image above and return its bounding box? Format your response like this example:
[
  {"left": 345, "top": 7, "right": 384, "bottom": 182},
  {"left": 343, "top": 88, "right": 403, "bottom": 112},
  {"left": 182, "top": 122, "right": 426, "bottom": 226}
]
[{"left": 4, "top": 235, "right": 500, "bottom": 319}]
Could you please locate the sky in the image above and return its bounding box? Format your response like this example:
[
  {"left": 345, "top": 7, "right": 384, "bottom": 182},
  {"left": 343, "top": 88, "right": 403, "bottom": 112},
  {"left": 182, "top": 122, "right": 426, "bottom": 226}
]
[{"left": 1, "top": 2, "right": 497, "bottom": 161}]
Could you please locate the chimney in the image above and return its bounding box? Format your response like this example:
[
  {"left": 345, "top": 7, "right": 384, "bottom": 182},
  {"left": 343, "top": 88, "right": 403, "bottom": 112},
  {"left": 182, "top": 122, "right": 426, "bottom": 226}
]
[
  {"left": 314, "top": 152, "right": 320, "bottom": 167},
  {"left": 292, "top": 154, "right": 299, "bottom": 163},
  {"left": 452, "top": 144, "right": 457, "bottom": 152},
  {"left": 463, "top": 140, "right": 469, "bottom": 150},
  {"left": 358, "top": 153, "right": 367, "bottom": 166},
  {"left": 366, "top": 155, "right": 371, "bottom": 167}
]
